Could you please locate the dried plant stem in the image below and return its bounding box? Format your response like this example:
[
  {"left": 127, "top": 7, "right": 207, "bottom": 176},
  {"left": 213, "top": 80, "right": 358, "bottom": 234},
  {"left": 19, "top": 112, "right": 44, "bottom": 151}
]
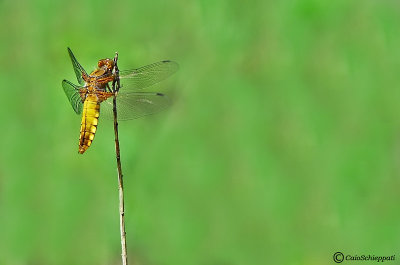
[{"left": 113, "top": 52, "right": 128, "bottom": 265}]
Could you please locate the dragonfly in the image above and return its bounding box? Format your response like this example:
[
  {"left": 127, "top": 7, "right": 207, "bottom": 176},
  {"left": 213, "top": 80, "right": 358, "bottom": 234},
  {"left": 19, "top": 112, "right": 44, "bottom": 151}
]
[{"left": 62, "top": 48, "right": 178, "bottom": 154}]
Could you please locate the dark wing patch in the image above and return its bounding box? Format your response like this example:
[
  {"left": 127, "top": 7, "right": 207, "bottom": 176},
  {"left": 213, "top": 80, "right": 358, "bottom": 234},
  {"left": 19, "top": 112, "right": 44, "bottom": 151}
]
[
  {"left": 62, "top": 79, "right": 83, "bottom": 114},
  {"left": 68, "top": 47, "right": 88, "bottom": 86}
]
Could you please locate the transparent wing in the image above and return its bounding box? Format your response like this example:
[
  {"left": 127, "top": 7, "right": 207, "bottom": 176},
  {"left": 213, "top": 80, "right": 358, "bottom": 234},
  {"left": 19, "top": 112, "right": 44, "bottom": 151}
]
[
  {"left": 68, "top": 47, "right": 88, "bottom": 86},
  {"left": 101, "top": 92, "right": 171, "bottom": 120},
  {"left": 62, "top": 79, "right": 83, "bottom": 114},
  {"left": 119, "top": 60, "right": 179, "bottom": 91}
]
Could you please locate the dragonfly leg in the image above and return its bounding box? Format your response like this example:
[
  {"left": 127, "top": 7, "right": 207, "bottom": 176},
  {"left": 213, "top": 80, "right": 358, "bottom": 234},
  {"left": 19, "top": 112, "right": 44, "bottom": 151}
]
[
  {"left": 106, "top": 83, "right": 112, "bottom": 93},
  {"left": 97, "top": 91, "right": 114, "bottom": 103},
  {"left": 96, "top": 75, "right": 115, "bottom": 84}
]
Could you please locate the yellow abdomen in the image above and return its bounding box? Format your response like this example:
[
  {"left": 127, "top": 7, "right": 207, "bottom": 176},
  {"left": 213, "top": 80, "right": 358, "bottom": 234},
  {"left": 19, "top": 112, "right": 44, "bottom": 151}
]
[{"left": 79, "top": 94, "right": 100, "bottom": 154}]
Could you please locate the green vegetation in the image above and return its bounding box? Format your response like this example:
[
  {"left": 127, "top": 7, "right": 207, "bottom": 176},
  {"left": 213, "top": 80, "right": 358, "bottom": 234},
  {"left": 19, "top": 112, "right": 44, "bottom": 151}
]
[{"left": 0, "top": 0, "right": 399, "bottom": 264}]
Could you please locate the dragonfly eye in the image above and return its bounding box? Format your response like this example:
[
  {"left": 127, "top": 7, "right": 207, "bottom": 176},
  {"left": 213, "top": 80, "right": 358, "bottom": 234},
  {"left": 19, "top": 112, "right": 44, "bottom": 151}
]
[{"left": 98, "top": 59, "right": 114, "bottom": 70}]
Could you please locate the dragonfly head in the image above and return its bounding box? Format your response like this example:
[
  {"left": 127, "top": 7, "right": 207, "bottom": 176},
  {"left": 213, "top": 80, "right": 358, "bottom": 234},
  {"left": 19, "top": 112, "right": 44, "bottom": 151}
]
[{"left": 98, "top": 58, "right": 114, "bottom": 71}]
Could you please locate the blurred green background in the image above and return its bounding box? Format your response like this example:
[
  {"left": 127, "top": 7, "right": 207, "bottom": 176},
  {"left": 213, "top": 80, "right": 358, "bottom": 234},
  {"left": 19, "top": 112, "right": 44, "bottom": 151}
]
[{"left": 1, "top": 0, "right": 400, "bottom": 264}]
